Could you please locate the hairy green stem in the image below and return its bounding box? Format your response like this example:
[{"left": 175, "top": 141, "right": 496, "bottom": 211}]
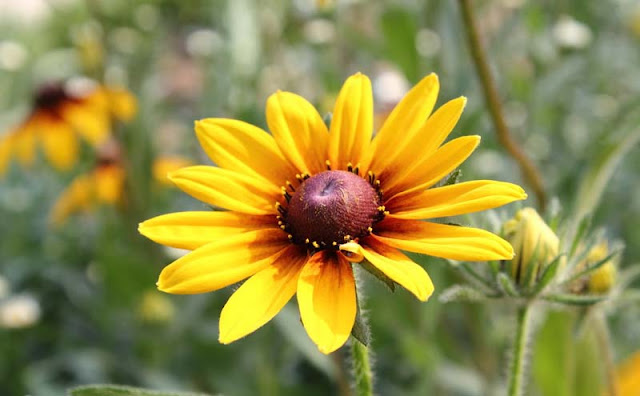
[
  {"left": 458, "top": 0, "right": 547, "bottom": 211},
  {"left": 508, "top": 304, "right": 533, "bottom": 396},
  {"left": 350, "top": 338, "right": 373, "bottom": 396},
  {"left": 593, "top": 312, "right": 619, "bottom": 396}
]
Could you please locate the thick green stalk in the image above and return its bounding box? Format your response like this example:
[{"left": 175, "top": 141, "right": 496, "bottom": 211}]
[
  {"left": 350, "top": 338, "right": 373, "bottom": 396},
  {"left": 508, "top": 304, "right": 533, "bottom": 396}
]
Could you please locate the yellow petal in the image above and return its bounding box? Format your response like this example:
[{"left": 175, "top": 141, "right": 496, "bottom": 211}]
[
  {"left": 49, "top": 173, "right": 94, "bottom": 225},
  {"left": 139, "top": 211, "right": 276, "bottom": 250},
  {"left": 195, "top": 118, "right": 295, "bottom": 188},
  {"left": 266, "top": 91, "right": 329, "bottom": 175},
  {"left": 0, "top": 133, "right": 13, "bottom": 175},
  {"left": 374, "top": 218, "right": 514, "bottom": 261},
  {"left": 107, "top": 87, "right": 137, "bottom": 121},
  {"left": 385, "top": 135, "right": 481, "bottom": 199},
  {"left": 297, "top": 250, "right": 356, "bottom": 354},
  {"left": 378, "top": 97, "right": 466, "bottom": 186},
  {"left": 219, "top": 245, "right": 307, "bottom": 344},
  {"left": 363, "top": 73, "right": 439, "bottom": 173},
  {"left": 40, "top": 120, "right": 79, "bottom": 171},
  {"left": 95, "top": 165, "right": 125, "bottom": 204},
  {"left": 341, "top": 239, "right": 434, "bottom": 301},
  {"left": 61, "top": 102, "right": 110, "bottom": 146},
  {"left": 169, "top": 165, "right": 279, "bottom": 215},
  {"left": 157, "top": 228, "right": 290, "bottom": 294},
  {"left": 387, "top": 180, "right": 527, "bottom": 220},
  {"left": 12, "top": 121, "right": 37, "bottom": 166},
  {"left": 328, "top": 73, "right": 373, "bottom": 170}
]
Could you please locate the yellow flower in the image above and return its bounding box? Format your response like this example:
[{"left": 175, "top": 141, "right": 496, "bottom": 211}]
[
  {"left": 617, "top": 350, "right": 640, "bottom": 396},
  {"left": 138, "top": 290, "right": 175, "bottom": 323},
  {"left": 504, "top": 207, "right": 559, "bottom": 286},
  {"left": 0, "top": 81, "right": 136, "bottom": 174},
  {"left": 152, "top": 156, "right": 193, "bottom": 186},
  {"left": 139, "top": 73, "right": 526, "bottom": 353},
  {"left": 49, "top": 157, "right": 126, "bottom": 225}
]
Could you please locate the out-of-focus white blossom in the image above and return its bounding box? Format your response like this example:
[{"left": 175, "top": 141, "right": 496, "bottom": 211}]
[
  {"left": 0, "top": 295, "right": 41, "bottom": 329},
  {"left": 552, "top": 16, "right": 593, "bottom": 49}
]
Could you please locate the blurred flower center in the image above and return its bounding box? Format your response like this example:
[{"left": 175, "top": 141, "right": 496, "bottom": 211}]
[
  {"left": 283, "top": 170, "right": 383, "bottom": 248},
  {"left": 33, "top": 83, "right": 70, "bottom": 110}
]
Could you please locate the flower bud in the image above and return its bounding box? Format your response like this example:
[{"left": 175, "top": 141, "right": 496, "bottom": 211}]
[
  {"left": 585, "top": 242, "right": 617, "bottom": 294},
  {"left": 503, "top": 207, "right": 559, "bottom": 286}
]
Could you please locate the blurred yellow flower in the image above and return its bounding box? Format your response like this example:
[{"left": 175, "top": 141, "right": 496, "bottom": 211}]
[
  {"left": 138, "top": 290, "right": 175, "bottom": 323},
  {"left": 0, "top": 81, "right": 136, "bottom": 174},
  {"left": 49, "top": 157, "right": 126, "bottom": 225},
  {"left": 504, "top": 207, "right": 559, "bottom": 285},
  {"left": 50, "top": 148, "right": 188, "bottom": 225},
  {"left": 139, "top": 72, "right": 525, "bottom": 353},
  {"left": 617, "top": 350, "right": 640, "bottom": 396},
  {"left": 152, "top": 156, "right": 193, "bottom": 186}
]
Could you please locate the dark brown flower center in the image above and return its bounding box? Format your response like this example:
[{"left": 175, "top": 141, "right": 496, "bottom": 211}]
[
  {"left": 34, "top": 83, "right": 69, "bottom": 110},
  {"left": 284, "top": 170, "right": 383, "bottom": 248}
]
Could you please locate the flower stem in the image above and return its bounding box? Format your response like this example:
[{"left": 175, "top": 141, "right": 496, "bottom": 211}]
[
  {"left": 458, "top": 0, "right": 547, "bottom": 212},
  {"left": 508, "top": 304, "right": 533, "bottom": 396},
  {"left": 593, "top": 312, "right": 620, "bottom": 396},
  {"left": 350, "top": 338, "right": 373, "bottom": 396}
]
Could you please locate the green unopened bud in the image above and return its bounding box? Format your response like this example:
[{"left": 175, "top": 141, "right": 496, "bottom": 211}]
[{"left": 504, "top": 207, "right": 559, "bottom": 286}]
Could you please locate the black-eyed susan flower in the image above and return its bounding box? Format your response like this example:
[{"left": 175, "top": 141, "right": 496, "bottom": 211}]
[
  {"left": 50, "top": 144, "right": 183, "bottom": 225},
  {"left": 0, "top": 80, "right": 136, "bottom": 174},
  {"left": 139, "top": 73, "right": 527, "bottom": 353},
  {"left": 49, "top": 143, "right": 126, "bottom": 225},
  {"left": 617, "top": 350, "right": 640, "bottom": 396}
]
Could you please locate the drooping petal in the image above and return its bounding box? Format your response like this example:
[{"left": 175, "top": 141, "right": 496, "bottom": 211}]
[
  {"left": 169, "top": 165, "right": 280, "bottom": 215},
  {"left": 340, "top": 239, "right": 434, "bottom": 301},
  {"left": 195, "top": 118, "right": 295, "bottom": 187},
  {"left": 49, "top": 173, "right": 93, "bottom": 225},
  {"left": 297, "top": 250, "right": 356, "bottom": 354},
  {"left": 328, "top": 73, "right": 373, "bottom": 170},
  {"left": 387, "top": 180, "right": 527, "bottom": 220},
  {"left": 139, "top": 211, "right": 277, "bottom": 250},
  {"left": 157, "top": 228, "right": 290, "bottom": 294},
  {"left": 385, "top": 135, "right": 481, "bottom": 199},
  {"left": 363, "top": 73, "right": 439, "bottom": 173},
  {"left": 266, "top": 91, "right": 329, "bottom": 176},
  {"left": 374, "top": 218, "right": 514, "bottom": 261},
  {"left": 40, "top": 120, "right": 79, "bottom": 171},
  {"left": 219, "top": 244, "right": 307, "bottom": 344},
  {"left": 60, "top": 102, "right": 110, "bottom": 146},
  {"left": 95, "top": 165, "right": 125, "bottom": 204}
]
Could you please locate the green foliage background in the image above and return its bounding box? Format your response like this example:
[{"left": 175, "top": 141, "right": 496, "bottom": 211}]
[{"left": 1, "top": 0, "right": 639, "bottom": 395}]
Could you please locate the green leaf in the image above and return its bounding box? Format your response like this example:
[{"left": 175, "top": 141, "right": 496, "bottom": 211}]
[
  {"left": 531, "top": 254, "right": 566, "bottom": 296},
  {"left": 443, "top": 169, "right": 462, "bottom": 186},
  {"left": 457, "top": 262, "right": 495, "bottom": 291},
  {"left": 381, "top": 8, "right": 419, "bottom": 81},
  {"left": 533, "top": 311, "right": 575, "bottom": 396},
  {"left": 359, "top": 258, "right": 396, "bottom": 292},
  {"left": 543, "top": 293, "right": 607, "bottom": 306},
  {"left": 350, "top": 300, "right": 370, "bottom": 346},
  {"left": 497, "top": 272, "right": 519, "bottom": 297},
  {"left": 438, "top": 285, "right": 489, "bottom": 303},
  {"left": 569, "top": 119, "right": 640, "bottom": 242},
  {"left": 69, "top": 385, "right": 213, "bottom": 396}
]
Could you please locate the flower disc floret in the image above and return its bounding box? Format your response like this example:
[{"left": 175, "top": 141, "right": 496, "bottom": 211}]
[{"left": 285, "top": 170, "right": 382, "bottom": 247}]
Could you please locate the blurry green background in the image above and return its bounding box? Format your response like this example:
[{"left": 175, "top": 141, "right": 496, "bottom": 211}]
[{"left": 1, "top": 0, "right": 639, "bottom": 395}]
